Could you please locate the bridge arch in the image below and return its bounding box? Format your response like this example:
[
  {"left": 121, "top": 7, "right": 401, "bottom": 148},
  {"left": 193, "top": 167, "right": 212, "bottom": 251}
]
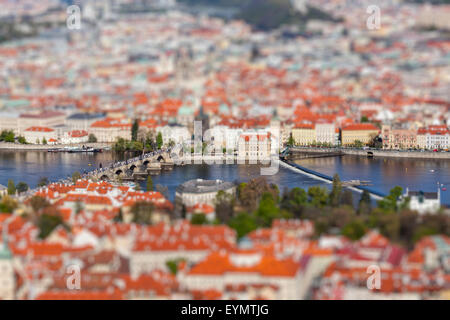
[
  {"left": 143, "top": 160, "right": 150, "bottom": 166},
  {"left": 100, "top": 174, "right": 110, "bottom": 181},
  {"left": 157, "top": 155, "right": 166, "bottom": 163},
  {"left": 129, "top": 164, "right": 137, "bottom": 172},
  {"left": 115, "top": 169, "right": 124, "bottom": 176}
]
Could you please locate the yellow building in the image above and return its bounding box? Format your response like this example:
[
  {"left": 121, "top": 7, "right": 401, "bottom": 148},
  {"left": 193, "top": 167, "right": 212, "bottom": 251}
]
[
  {"left": 292, "top": 124, "right": 315, "bottom": 146},
  {"left": 341, "top": 123, "right": 379, "bottom": 146}
]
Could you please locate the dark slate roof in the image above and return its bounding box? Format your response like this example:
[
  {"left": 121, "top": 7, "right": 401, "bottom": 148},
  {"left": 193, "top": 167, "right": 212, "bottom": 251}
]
[
  {"left": 176, "top": 179, "right": 235, "bottom": 194},
  {"left": 67, "top": 113, "right": 106, "bottom": 120},
  {"left": 408, "top": 191, "right": 438, "bottom": 199}
]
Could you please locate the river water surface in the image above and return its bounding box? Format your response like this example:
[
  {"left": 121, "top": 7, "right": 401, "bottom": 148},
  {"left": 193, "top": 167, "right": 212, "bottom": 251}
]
[{"left": 0, "top": 151, "right": 449, "bottom": 205}]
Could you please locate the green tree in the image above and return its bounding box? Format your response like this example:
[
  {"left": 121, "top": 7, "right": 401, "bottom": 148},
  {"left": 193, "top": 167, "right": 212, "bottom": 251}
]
[
  {"left": 113, "top": 138, "right": 144, "bottom": 152},
  {"left": 354, "top": 140, "right": 364, "bottom": 148},
  {"left": 145, "top": 132, "right": 155, "bottom": 151},
  {"left": 37, "top": 177, "right": 49, "bottom": 187},
  {"left": 287, "top": 133, "right": 295, "bottom": 147},
  {"left": 368, "top": 208, "right": 400, "bottom": 241},
  {"left": 358, "top": 190, "right": 372, "bottom": 215},
  {"left": 42, "top": 137, "right": 47, "bottom": 145},
  {"left": 228, "top": 212, "right": 258, "bottom": 239},
  {"left": 146, "top": 176, "right": 154, "bottom": 191},
  {"left": 378, "top": 186, "right": 403, "bottom": 212},
  {"left": 114, "top": 209, "right": 124, "bottom": 222},
  {"left": 255, "top": 192, "right": 279, "bottom": 227},
  {"left": 413, "top": 226, "right": 438, "bottom": 243},
  {"left": 166, "top": 258, "right": 186, "bottom": 275},
  {"left": 131, "top": 119, "right": 139, "bottom": 142},
  {"left": 113, "top": 137, "right": 127, "bottom": 152},
  {"left": 72, "top": 171, "right": 81, "bottom": 183},
  {"left": 135, "top": 183, "right": 141, "bottom": 191},
  {"left": 361, "top": 116, "right": 369, "bottom": 123},
  {"left": 215, "top": 190, "right": 235, "bottom": 223},
  {"left": 237, "top": 177, "right": 279, "bottom": 212},
  {"left": 16, "top": 182, "right": 29, "bottom": 194},
  {"left": 281, "top": 187, "right": 307, "bottom": 218},
  {"left": 329, "top": 174, "right": 342, "bottom": 207},
  {"left": 29, "top": 195, "right": 51, "bottom": 214},
  {"left": 314, "top": 217, "right": 331, "bottom": 237},
  {"left": 7, "top": 179, "right": 15, "bottom": 195},
  {"left": 17, "top": 136, "right": 27, "bottom": 144},
  {"left": 330, "top": 206, "right": 356, "bottom": 229},
  {"left": 398, "top": 209, "right": 418, "bottom": 249},
  {"left": 0, "top": 130, "right": 15, "bottom": 143},
  {"left": 37, "top": 213, "right": 66, "bottom": 239},
  {"left": 341, "top": 190, "right": 354, "bottom": 207},
  {"left": 36, "top": 138, "right": 40, "bottom": 144},
  {"left": 191, "top": 213, "right": 208, "bottom": 225},
  {"left": 0, "top": 195, "right": 17, "bottom": 213},
  {"left": 237, "top": 182, "right": 247, "bottom": 199},
  {"left": 131, "top": 140, "right": 144, "bottom": 152},
  {"left": 307, "top": 186, "right": 329, "bottom": 208},
  {"left": 88, "top": 134, "right": 97, "bottom": 143},
  {"left": 342, "top": 220, "right": 366, "bottom": 240},
  {"left": 130, "top": 201, "right": 154, "bottom": 225},
  {"left": 156, "top": 132, "right": 163, "bottom": 149}
]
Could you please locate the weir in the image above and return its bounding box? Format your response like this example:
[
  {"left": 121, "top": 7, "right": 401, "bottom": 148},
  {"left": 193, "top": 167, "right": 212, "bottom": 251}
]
[{"left": 280, "top": 160, "right": 386, "bottom": 201}]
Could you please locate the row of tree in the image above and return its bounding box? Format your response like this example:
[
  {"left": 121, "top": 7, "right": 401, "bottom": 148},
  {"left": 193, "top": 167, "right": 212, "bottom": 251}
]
[
  {"left": 4, "top": 173, "right": 448, "bottom": 250},
  {"left": 206, "top": 175, "right": 450, "bottom": 249},
  {"left": 113, "top": 120, "right": 165, "bottom": 152},
  {"left": 0, "top": 130, "right": 27, "bottom": 144},
  {"left": 5, "top": 179, "right": 29, "bottom": 195}
]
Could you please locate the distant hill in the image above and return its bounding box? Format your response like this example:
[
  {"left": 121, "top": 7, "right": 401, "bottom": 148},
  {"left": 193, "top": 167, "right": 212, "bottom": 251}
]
[{"left": 178, "top": 0, "right": 341, "bottom": 31}]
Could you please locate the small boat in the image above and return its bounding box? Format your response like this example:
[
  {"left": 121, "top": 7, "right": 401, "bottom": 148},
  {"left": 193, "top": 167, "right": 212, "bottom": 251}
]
[
  {"left": 47, "top": 148, "right": 62, "bottom": 153},
  {"left": 68, "top": 147, "right": 103, "bottom": 153},
  {"left": 430, "top": 169, "right": 435, "bottom": 173}
]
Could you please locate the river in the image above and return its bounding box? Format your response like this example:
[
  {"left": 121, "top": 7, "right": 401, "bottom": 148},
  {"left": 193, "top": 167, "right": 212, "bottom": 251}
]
[{"left": 0, "top": 151, "right": 449, "bottom": 205}]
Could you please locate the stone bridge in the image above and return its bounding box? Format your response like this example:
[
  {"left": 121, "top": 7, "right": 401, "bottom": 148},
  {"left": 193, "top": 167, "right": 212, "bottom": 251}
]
[{"left": 91, "top": 151, "right": 174, "bottom": 182}]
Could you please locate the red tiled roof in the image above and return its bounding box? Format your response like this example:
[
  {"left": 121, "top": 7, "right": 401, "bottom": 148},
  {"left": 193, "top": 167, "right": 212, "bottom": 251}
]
[
  {"left": 68, "top": 130, "right": 88, "bottom": 138},
  {"left": 25, "top": 126, "right": 54, "bottom": 132},
  {"left": 188, "top": 251, "right": 301, "bottom": 277},
  {"left": 36, "top": 289, "right": 123, "bottom": 300}
]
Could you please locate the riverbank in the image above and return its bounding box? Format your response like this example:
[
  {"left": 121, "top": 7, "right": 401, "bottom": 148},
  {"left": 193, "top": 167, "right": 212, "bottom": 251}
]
[
  {"left": 289, "top": 147, "right": 450, "bottom": 160},
  {"left": 0, "top": 142, "right": 112, "bottom": 150}
]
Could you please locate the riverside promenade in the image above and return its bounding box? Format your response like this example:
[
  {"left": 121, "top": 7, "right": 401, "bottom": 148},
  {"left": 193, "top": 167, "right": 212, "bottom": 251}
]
[
  {"left": 0, "top": 142, "right": 111, "bottom": 150},
  {"left": 287, "top": 147, "right": 450, "bottom": 160}
]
